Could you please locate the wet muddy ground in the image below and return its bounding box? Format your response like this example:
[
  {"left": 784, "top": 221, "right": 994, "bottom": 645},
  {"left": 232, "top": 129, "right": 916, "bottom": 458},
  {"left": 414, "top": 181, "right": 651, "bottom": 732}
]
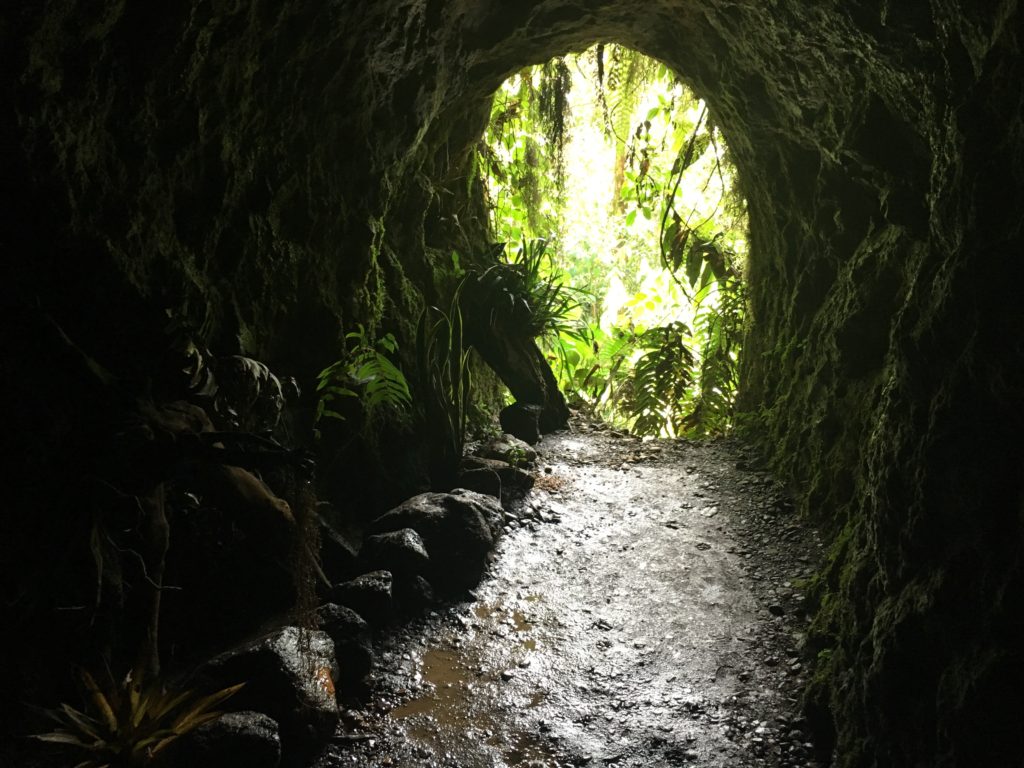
[{"left": 319, "top": 421, "right": 829, "bottom": 767}]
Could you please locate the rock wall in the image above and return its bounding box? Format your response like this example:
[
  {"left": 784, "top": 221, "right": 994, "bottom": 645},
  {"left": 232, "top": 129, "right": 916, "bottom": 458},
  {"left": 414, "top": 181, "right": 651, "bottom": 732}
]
[{"left": 3, "top": 1, "right": 1022, "bottom": 765}]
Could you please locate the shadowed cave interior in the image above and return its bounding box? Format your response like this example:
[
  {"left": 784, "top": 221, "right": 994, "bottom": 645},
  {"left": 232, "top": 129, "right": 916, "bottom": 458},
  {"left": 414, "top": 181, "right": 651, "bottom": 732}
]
[{"left": 2, "top": 2, "right": 1022, "bottom": 767}]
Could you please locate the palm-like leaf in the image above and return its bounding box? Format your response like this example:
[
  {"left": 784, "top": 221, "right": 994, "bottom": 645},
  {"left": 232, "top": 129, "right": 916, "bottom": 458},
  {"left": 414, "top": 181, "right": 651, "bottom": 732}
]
[{"left": 32, "top": 670, "right": 243, "bottom": 767}]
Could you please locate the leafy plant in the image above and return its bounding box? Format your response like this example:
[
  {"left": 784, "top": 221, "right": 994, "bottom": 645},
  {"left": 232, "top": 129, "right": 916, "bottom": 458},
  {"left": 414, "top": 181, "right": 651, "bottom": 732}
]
[
  {"left": 315, "top": 324, "right": 411, "bottom": 435},
  {"left": 417, "top": 283, "right": 472, "bottom": 487},
  {"left": 479, "top": 44, "right": 749, "bottom": 438},
  {"left": 32, "top": 669, "right": 243, "bottom": 767},
  {"left": 478, "top": 64, "right": 569, "bottom": 243},
  {"left": 551, "top": 323, "right": 635, "bottom": 418},
  {"left": 468, "top": 238, "right": 584, "bottom": 341},
  {"left": 682, "top": 277, "right": 745, "bottom": 436},
  {"left": 505, "top": 445, "right": 529, "bottom": 468},
  {"left": 624, "top": 321, "right": 697, "bottom": 436}
]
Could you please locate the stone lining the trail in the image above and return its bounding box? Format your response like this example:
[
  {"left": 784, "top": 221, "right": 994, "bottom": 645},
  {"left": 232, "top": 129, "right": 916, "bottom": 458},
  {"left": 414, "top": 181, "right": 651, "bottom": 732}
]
[
  {"left": 368, "top": 489, "right": 507, "bottom": 594},
  {"left": 171, "top": 710, "right": 282, "bottom": 768},
  {"left": 200, "top": 627, "right": 339, "bottom": 767}
]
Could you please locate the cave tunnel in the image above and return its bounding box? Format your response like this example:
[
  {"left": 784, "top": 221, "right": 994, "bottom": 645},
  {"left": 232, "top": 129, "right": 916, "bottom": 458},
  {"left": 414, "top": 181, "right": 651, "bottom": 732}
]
[{"left": 2, "top": 2, "right": 1022, "bottom": 767}]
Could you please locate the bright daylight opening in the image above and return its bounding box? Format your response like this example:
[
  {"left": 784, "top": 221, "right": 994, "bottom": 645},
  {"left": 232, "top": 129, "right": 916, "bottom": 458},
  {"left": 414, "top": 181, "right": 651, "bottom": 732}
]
[{"left": 477, "top": 45, "right": 750, "bottom": 438}]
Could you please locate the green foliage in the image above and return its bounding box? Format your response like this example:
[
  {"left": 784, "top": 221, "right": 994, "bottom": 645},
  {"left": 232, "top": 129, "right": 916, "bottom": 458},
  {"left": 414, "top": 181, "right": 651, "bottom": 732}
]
[
  {"left": 625, "top": 322, "right": 696, "bottom": 436},
  {"left": 467, "top": 238, "right": 584, "bottom": 341},
  {"left": 549, "top": 323, "right": 632, "bottom": 416},
  {"left": 315, "top": 324, "right": 411, "bottom": 435},
  {"left": 417, "top": 283, "right": 472, "bottom": 487},
  {"left": 478, "top": 63, "right": 570, "bottom": 243},
  {"left": 480, "top": 44, "right": 749, "bottom": 439},
  {"left": 505, "top": 445, "right": 529, "bottom": 468},
  {"left": 32, "top": 669, "right": 243, "bottom": 767},
  {"left": 684, "top": 276, "right": 745, "bottom": 436}
]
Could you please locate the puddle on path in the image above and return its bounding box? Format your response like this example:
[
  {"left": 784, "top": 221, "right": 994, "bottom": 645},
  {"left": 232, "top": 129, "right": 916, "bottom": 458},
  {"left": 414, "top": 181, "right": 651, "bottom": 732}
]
[{"left": 323, "top": 427, "right": 827, "bottom": 768}]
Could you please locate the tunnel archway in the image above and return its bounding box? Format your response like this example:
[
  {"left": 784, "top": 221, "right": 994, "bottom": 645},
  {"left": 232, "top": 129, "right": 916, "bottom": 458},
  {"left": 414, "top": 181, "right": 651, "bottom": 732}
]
[
  {"left": 473, "top": 45, "right": 751, "bottom": 438},
  {"left": 4, "top": 2, "right": 1022, "bottom": 766}
]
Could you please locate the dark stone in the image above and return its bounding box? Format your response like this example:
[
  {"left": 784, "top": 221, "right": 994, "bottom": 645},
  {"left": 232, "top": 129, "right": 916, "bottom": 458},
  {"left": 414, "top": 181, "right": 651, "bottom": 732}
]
[
  {"left": 360, "top": 527, "right": 429, "bottom": 576},
  {"left": 317, "top": 513, "right": 359, "bottom": 586},
  {"left": 315, "top": 604, "right": 373, "bottom": 686},
  {"left": 461, "top": 455, "right": 534, "bottom": 493},
  {"left": 332, "top": 570, "right": 394, "bottom": 627},
  {"left": 500, "top": 402, "right": 543, "bottom": 444},
  {"left": 457, "top": 467, "right": 502, "bottom": 498},
  {"left": 368, "top": 490, "right": 505, "bottom": 593},
  {"left": 394, "top": 573, "right": 436, "bottom": 616},
  {"left": 170, "top": 710, "right": 281, "bottom": 768},
  {"left": 198, "top": 627, "right": 338, "bottom": 767},
  {"left": 472, "top": 434, "right": 539, "bottom": 465}
]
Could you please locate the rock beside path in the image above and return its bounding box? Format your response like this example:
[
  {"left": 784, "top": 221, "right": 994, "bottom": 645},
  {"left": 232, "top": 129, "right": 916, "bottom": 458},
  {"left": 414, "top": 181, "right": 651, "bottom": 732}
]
[
  {"left": 199, "top": 626, "right": 338, "bottom": 766},
  {"left": 368, "top": 489, "right": 505, "bottom": 593},
  {"left": 171, "top": 710, "right": 282, "bottom": 768}
]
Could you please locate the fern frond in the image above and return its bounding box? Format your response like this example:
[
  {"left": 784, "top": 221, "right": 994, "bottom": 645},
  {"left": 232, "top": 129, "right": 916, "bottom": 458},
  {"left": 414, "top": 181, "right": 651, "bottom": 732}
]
[{"left": 625, "top": 322, "right": 695, "bottom": 436}]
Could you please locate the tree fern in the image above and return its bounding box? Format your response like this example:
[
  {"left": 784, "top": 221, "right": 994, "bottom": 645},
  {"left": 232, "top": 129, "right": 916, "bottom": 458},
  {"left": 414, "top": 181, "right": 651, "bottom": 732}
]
[{"left": 624, "top": 322, "right": 695, "bottom": 436}]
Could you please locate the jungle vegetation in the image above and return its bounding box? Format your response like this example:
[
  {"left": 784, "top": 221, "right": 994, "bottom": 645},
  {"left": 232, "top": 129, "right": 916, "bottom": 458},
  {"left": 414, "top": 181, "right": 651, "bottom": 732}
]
[{"left": 477, "top": 45, "right": 749, "bottom": 437}]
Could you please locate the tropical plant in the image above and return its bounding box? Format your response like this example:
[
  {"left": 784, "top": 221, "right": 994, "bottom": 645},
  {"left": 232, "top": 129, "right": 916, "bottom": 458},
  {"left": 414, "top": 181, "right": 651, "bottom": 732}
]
[
  {"left": 478, "top": 44, "right": 750, "bottom": 438},
  {"left": 417, "top": 283, "right": 472, "bottom": 487},
  {"left": 314, "top": 324, "right": 411, "bottom": 435},
  {"left": 683, "top": 276, "right": 745, "bottom": 436},
  {"left": 623, "top": 321, "right": 697, "bottom": 436},
  {"left": 467, "top": 238, "right": 585, "bottom": 342},
  {"left": 550, "top": 323, "right": 634, "bottom": 417},
  {"left": 32, "top": 669, "right": 243, "bottom": 767},
  {"left": 478, "top": 63, "right": 570, "bottom": 244}
]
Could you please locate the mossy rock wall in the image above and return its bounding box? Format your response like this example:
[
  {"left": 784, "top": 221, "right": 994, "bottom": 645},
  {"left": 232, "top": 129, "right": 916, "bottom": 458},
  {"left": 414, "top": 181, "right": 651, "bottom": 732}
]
[{"left": 3, "top": 1, "right": 1022, "bottom": 765}]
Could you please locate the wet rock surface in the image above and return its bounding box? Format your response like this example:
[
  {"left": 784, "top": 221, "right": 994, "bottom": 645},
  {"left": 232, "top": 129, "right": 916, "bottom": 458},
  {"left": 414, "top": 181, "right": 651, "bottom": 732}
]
[
  {"left": 362, "top": 528, "right": 432, "bottom": 576},
  {"left": 333, "top": 571, "right": 395, "bottom": 628},
  {"left": 201, "top": 626, "right": 339, "bottom": 765},
  {"left": 320, "top": 421, "right": 827, "bottom": 767},
  {"left": 471, "top": 436, "right": 538, "bottom": 466},
  {"left": 369, "top": 490, "right": 506, "bottom": 594},
  {"left": 317, "top": 604, "right": 374, "bottom": 685},
  {"left": 171, "top": 710, "right": 282, "bottom": 768}
]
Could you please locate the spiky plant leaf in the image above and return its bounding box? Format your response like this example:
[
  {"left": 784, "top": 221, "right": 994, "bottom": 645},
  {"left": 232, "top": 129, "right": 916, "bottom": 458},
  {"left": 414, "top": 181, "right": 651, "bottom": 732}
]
[{"left": 33, "top": 671, "right": 244, "bottom": 768}]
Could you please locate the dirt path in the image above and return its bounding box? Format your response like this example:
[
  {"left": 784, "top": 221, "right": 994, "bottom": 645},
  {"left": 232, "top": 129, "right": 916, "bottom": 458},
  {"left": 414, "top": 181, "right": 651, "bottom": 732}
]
[{"left": 320, "top": 422, "right": 828, "bottom": 767}]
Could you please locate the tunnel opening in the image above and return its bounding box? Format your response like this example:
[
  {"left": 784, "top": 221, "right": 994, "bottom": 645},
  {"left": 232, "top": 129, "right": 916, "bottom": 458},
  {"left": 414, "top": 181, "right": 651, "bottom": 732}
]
[{"left": 474, "top": 45, "right": 750, "bottom": 439}]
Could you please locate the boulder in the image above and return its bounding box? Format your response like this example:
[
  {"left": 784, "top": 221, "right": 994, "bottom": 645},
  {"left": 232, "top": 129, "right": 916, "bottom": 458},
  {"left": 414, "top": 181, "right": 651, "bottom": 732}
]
[
  {"left": 199, "top": 627, "right": 338, "bottom": 767},
  {"left": 332, "top": 570, "right": 393, "bottom": 627},
  {"left": 473, "top": 434, "right": 538, "bottom": 465},
  {"left": 394, "top": 573, "right": 436, "bottom": 616},
  {"left": 457, "top": 466, "right": 502, "bottom": 498},
  {"left": 461, "top": 455, "right": 534, "bottom": 493},
  {"left": 316, "top": 603, "right": 373, "bottom": 685},
  {"left": 316, "top": 513, "right": 359, "bottom": 585},
  {"left": 499, "top": 402, "right": 543, "bottom": 444},
  {"left": 368, "top": 490, "right": 505, "bottom": 593},
  {"left": 360, "top": 527, "right": 429, "bottom": 576},
  {"left": 170, "top": 710, "right": 281, "bottom": 768}
]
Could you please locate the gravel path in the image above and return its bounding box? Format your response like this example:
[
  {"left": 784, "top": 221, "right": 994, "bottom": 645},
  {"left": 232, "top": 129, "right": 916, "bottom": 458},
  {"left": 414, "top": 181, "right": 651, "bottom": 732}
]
[{"left": 320, "top": 421, "right": 829, "bottom": 767}]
